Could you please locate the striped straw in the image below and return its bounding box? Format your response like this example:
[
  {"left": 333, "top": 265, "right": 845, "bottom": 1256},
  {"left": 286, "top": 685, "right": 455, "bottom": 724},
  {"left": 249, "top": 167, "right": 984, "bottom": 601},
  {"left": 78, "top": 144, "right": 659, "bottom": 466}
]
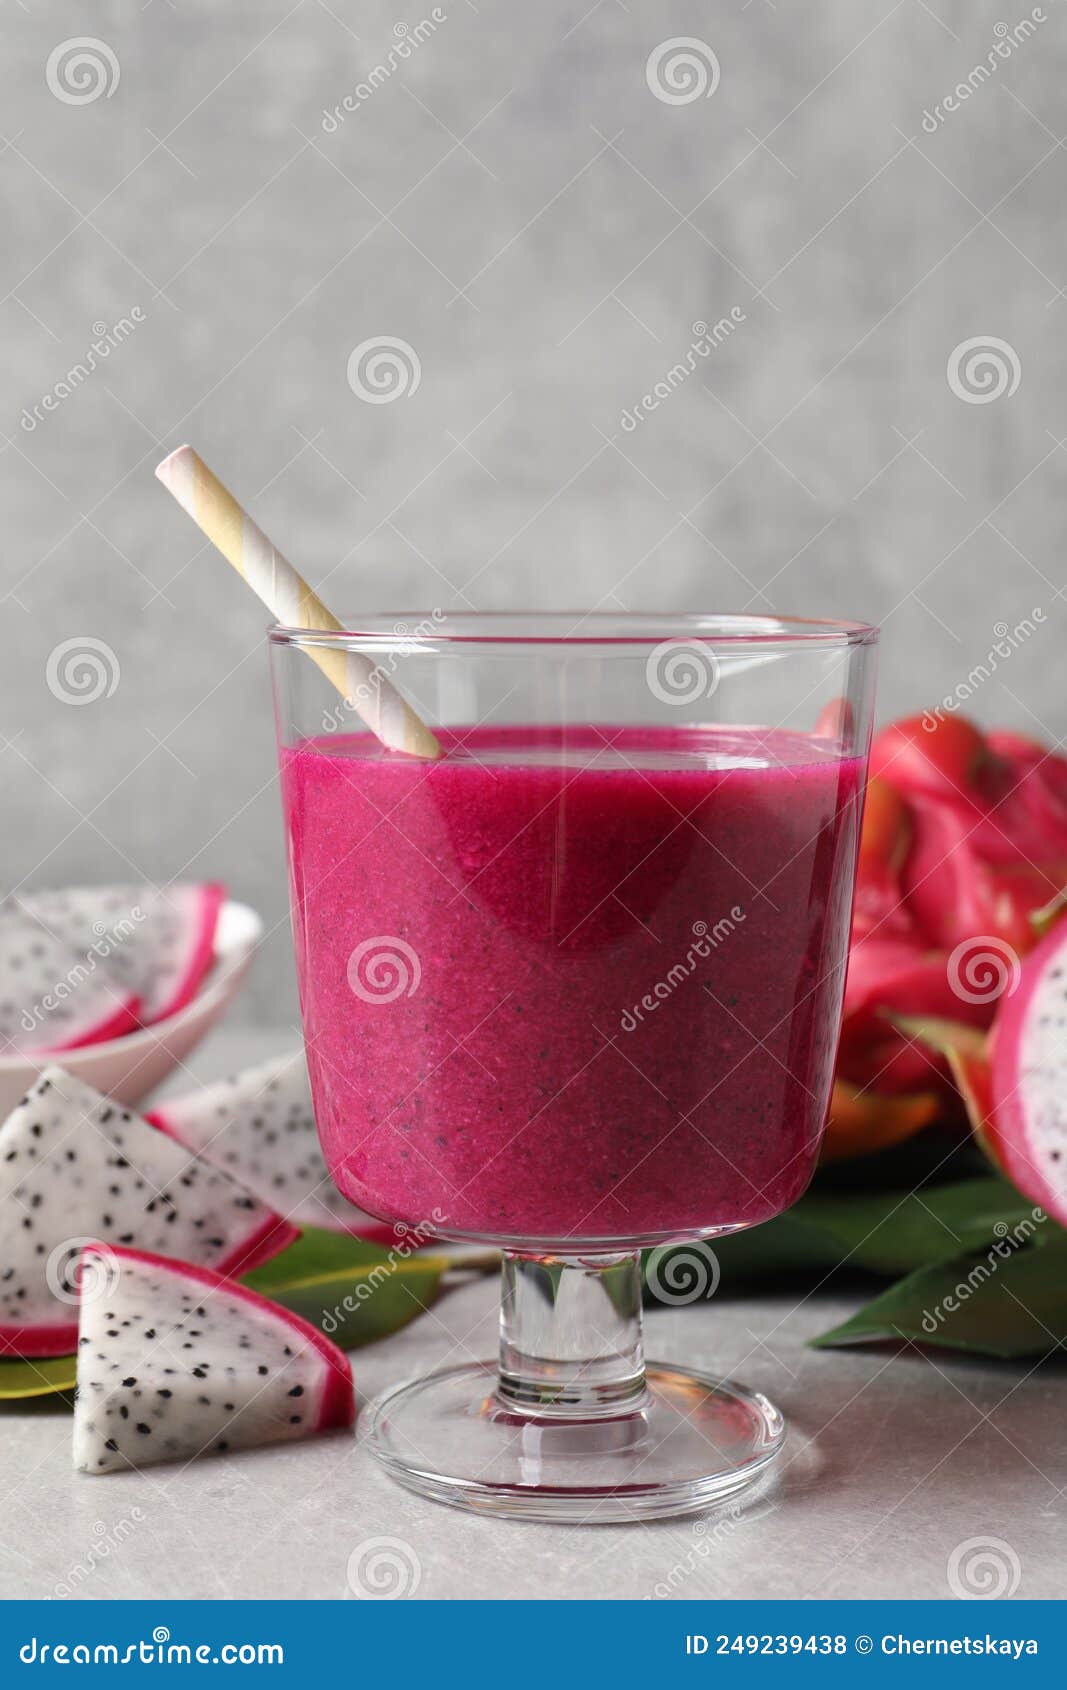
[
  {"left": 155, "top": 445, "right": 441, "bottom": 760},
  {"left": 152, "top": 452, "right": 439, "bottom": 763}
]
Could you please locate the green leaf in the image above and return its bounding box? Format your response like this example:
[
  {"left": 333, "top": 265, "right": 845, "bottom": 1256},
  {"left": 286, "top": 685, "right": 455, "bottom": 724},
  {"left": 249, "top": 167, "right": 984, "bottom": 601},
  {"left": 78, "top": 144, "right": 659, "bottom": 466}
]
[
  {"left": 0, "top": 1354, "right": 77, "bottom": 1401},
  {"left": 812, "top": 1231, "right": 1067, "bottom": 1358},
  {"left": 796, "top": 1178, "right": 1041, "bottom": 1276},
  {"left": 697, "top": 1176, "right": 1040, "bottom": 1288},
  {"left": 242, "top": 1228, "right": 449, "bottom": 1351},
  {"left": 645, "top": 1211, "right": 834, "bottom": 1294},
  {"left": 246, "top": 1228, "right": 394, "bottom": 1282}
]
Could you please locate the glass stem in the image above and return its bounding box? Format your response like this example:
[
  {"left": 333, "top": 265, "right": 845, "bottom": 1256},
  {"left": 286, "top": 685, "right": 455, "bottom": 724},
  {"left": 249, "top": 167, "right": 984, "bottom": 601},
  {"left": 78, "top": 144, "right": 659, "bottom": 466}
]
[{"left": 497, "top": 1250, "right": 647, "bottom": 1417}]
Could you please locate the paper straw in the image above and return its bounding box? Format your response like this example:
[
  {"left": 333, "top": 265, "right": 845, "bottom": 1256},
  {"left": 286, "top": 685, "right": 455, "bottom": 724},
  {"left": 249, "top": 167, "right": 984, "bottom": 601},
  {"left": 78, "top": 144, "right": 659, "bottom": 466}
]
[{"left": 155, "top": 445, "right": 441, "bottom": 760}]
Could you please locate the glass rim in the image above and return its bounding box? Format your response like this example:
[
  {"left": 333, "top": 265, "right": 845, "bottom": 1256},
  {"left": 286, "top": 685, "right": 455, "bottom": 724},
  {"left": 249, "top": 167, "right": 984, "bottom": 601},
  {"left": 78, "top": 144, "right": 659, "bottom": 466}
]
[{"left": 268, "top": 611, "right": 879, "bottom": 650}]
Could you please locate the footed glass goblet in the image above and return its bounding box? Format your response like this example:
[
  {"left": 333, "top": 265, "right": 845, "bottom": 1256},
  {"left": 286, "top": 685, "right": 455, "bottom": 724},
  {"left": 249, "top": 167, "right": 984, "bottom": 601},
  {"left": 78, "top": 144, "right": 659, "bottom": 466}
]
[{"left": 270, "top": 613, "right": 877, "bottom": 1522}]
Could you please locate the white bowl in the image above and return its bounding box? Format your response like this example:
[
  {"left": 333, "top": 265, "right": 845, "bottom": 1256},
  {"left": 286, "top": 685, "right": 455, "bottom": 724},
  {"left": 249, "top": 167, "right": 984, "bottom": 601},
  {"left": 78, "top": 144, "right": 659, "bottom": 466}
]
[{"left": 0, "top": 899, "right": 263, "bottom": 1117}]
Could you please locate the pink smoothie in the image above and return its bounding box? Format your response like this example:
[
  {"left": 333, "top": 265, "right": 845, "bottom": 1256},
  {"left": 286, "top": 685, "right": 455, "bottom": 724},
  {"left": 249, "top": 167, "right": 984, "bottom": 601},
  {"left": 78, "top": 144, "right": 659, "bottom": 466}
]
[{"left": 280, "top": 726, "right": 863, "bottom": 1245}]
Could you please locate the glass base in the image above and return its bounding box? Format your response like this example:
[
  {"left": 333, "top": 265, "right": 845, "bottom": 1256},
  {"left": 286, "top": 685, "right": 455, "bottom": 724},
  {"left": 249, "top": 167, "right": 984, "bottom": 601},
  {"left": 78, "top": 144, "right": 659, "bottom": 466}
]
[{"left": 367, "top": 1360, "right": 785, "bottom": 1523}]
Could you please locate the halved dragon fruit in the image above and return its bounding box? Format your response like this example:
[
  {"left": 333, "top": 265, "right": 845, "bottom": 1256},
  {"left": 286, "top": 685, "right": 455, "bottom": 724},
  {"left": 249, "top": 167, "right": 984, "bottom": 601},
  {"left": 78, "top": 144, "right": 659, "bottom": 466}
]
[
  {"left": 146, "top": 1052, "right": 396, "bottom": 1242},
  {"left": 0, "top": 900, "right": 140, "bottom": 1057},
  {"left": 21, "top": 882, "right": 225, "bottom": 1026},
  {"left": 73, "top": 1244, "right": 354, "bottom": 1473},
  {"left": 987, "top": 915, "right": 1067, "bottom": 1227},
  {"left": 0, "top": 1067, "right": 297, "bottom": 1358},
  {"left": 902, "top": 915, "right": 1067, "bottom": 1228}
]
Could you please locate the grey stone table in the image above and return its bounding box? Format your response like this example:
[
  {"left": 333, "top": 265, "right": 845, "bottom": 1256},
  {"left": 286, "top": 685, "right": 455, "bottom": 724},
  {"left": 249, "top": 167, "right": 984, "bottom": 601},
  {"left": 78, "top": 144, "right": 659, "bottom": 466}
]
[{"left": 0, "top": 1028, "right": 1062, "bottom": 1602}]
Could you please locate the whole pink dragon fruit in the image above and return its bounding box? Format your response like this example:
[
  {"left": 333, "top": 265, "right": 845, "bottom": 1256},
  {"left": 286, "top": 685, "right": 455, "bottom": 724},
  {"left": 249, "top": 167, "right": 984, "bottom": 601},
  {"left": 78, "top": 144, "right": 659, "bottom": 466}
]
[{"left": 828, "top": 713, "right": 1067, "bottom": 1160}]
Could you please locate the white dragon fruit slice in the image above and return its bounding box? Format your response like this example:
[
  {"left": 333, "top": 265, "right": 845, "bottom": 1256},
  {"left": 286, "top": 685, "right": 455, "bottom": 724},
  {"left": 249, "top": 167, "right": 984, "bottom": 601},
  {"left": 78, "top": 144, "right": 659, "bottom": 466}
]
[
  {"left": 0, "top": 1067, "right": 297, "bottom": 1358},
  {"left": 73, "top": 1244, "right": 354, "bottom": 1473},
  {"left": 989, "top": 917, "right": 1067, "bottom": 1228},
  {"left": 21, "top": 882, "right": 225, "bottom": 1025},
  {"left": 0, "top": 900, "right": 140, "bottom": 1057},
  {"left": 146, "top": 1052, "right": 398, "bottom": 1242}
]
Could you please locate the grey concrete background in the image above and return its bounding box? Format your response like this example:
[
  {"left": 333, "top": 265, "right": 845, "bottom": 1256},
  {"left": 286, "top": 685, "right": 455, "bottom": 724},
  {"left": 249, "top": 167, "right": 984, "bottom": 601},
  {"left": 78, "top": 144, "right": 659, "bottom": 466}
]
[{"left": 3, "top": 0, "right": 1065, "bottom": 1018}]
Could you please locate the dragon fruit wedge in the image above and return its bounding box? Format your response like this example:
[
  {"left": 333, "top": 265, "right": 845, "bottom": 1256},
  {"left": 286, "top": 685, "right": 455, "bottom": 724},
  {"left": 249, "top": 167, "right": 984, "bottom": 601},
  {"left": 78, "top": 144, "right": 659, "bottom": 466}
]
[
  {"left": 0, "top": 900, "right": 141, "bottom": 1057},
  {"left": 146, "top": 1052, "right": 397, "bottom": 1242},
  {"left": 22, "top": 882, "right": 225, "bottom": 1026},
  {"left": 0, "top": 1067, "right": 297, "bottom": 1358},
  {"left": 73, "top": 1244, "right": 354, "bottom": 1473}
]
